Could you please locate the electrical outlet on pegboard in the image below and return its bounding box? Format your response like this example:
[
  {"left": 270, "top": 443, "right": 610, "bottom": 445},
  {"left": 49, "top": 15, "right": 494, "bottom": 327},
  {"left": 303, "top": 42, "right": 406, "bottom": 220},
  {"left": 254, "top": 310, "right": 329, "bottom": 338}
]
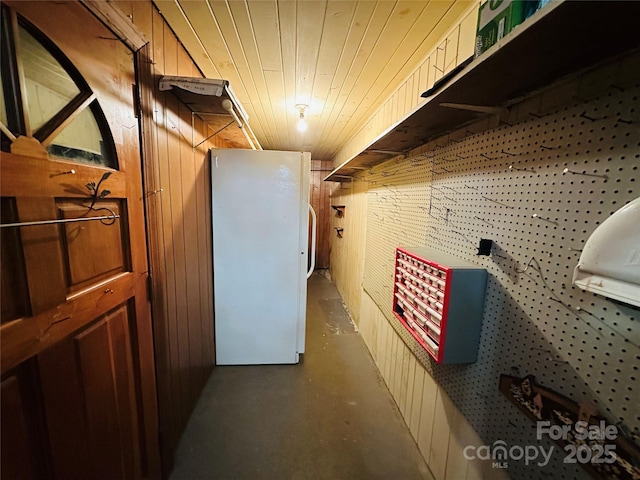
[{"left": 360, "top": 50, "right": 640, "bottom": 479}]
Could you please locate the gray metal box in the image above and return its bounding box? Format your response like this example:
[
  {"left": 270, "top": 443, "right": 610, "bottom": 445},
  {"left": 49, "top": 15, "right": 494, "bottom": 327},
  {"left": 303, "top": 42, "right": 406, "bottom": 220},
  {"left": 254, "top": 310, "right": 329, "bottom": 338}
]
[{"left": 392, "top": 247, "right": 488, "bottom": 364}]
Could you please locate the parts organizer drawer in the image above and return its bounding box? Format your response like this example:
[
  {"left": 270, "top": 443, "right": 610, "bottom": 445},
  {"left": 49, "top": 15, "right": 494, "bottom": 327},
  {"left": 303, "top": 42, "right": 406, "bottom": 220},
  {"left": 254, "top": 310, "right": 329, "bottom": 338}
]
[{"left": 392, "top": 247, "right": 488, "bottom": 364}]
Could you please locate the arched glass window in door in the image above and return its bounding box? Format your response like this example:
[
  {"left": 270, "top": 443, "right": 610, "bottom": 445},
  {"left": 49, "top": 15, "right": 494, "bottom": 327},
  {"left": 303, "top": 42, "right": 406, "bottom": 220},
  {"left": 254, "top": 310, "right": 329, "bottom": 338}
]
[{"left": 0, "top": 5, "right": 117, "bottom": 168}]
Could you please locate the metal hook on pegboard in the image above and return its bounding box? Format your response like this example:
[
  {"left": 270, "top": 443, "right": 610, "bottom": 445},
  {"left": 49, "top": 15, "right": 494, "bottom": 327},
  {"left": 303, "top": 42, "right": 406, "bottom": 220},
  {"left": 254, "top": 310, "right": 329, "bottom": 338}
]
[
  {"left": 562, "top": 167, "right": 608, "bottom": 179},
  {"left": 509, "top": 164, "right": 536, "bottom": 173},
  {"left": 530, "top": 347, "right": 569, "bottom": 365},
  {"left": 474, "top": 215, "right": 493, "bottom": 227},
  {"left": 615, "top": 117, "right": 635, "bottom": 125},
  {"left": 579, "top": 111, "right": 607, "bottom": 122},
  {"left": 426, "top": 234, "right": 442, "bottom": 244},
  {"left": 514, "top": 256, "right": 540, "bottom": 274},
  {"left": 483, "top": 196, "right": 513, "bottom": 208},
  {"left": 532, "top": 213, "right": 558, "bottom": 225}
]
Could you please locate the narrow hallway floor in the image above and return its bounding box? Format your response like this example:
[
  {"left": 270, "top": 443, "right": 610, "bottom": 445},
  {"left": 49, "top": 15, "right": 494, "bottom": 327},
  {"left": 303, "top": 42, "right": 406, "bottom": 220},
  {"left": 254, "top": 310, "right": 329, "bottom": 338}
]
[{"left": 169, "top": 271, "right": 434, "bottom": 480}]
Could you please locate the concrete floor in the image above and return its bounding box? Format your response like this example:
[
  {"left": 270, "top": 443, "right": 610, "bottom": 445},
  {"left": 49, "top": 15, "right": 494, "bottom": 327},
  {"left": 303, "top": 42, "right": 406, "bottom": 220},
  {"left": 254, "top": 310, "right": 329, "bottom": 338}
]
[{"left": 170, "top": 271, "right": 434, "bottom": 480}]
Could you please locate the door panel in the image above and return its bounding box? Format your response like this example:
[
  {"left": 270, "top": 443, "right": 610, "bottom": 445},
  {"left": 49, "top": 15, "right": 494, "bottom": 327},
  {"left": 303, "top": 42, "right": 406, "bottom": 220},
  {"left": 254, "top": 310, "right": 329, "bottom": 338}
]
[
  {"left": 0, "top": 366, "right": 49, "bottom": 480},
  {"left": 58, "top": 199, "right": 128, "bottom": 292},
  {"left": 39, "top": 306, "right": 139, "bottom": 480},
  {"left": 0, "top": 2, "right": 159, "bottom": 478}
]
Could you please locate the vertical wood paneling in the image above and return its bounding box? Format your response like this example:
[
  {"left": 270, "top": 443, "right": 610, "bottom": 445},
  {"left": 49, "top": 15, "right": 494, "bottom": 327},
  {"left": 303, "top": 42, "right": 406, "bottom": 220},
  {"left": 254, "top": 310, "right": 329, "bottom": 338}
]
[
  {"left": 320, "top": 167, "right": 331, "bottom": 268},
  {"left": 416, "top": 360, "right": 438, "bottom": 469},
  {"left": 310, "top": 165, "right": 321, "bottom": 269},
  {"left": 383, "top": 317, "right": 393, "bottom": 386},
  {"left": 404, "top": 354, "right": 416, "bottom": 420},
  {"left": 458, "top": 8, "right": 478, "bottom": 61},
  {"left": 329, "top": 178, "right": 367, "bottom": 322},
  {"left": 409, "top": 365, "right": 425, "bottom": 438},
  {"left": 164, "top": 30, "right": 193, "bottom": 433},
  {"left": 429, "top": 389, "right": 454, "bottom": 480},
  {"left": 309, "top": 160, "right": 333, "bottom": 269},
  {"left": 193, "top": 114, "right": 214, "bottom": 388},
  {"left": 445, "top": 411, "right": 480, "bottom": 480},
  {"left": 351, "top": 290, "right": 509, "bottom": 480},
  {"left": 153, "top": 25, "right": 183, "bottom": 461},
  {"left": 177, "top": 48, "right": 203, "bottom": 409},
  {"left": 376, "top": 306, "right": 387, "bottom": 369},
  {"left": 398, "top": 344, "right": 410, "bottom": 417},
  {"left": 391, "top": 334, "right": 401, "bottom": 398},
  {"left": 151, "top": 10, "right": 180, "bottom": 470},
  {"left": 128, "top": 2, "right": 231, "bottom": 474}
]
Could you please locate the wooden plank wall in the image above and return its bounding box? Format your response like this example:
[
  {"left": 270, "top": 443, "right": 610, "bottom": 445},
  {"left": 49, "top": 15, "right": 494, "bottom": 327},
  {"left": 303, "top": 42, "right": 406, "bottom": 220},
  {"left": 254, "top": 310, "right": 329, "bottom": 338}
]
[
  {"left": 356, "top": 293, "right": 509, "bottom": 480},
  {"left": 309, "top": 160, "right": 334, "bottom": 269},
  {"left": 112, "top": 1, "right": 236, "bottom": 475},
  {"left": 328, "top": 179, "right": 368, "bottom": 323}
]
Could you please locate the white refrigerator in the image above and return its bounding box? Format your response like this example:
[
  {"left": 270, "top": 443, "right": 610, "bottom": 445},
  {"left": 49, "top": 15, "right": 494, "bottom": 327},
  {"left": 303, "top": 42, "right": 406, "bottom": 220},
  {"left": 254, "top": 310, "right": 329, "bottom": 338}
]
[{"left": 210, "top": 148, "right": 314, "bottom": 365}]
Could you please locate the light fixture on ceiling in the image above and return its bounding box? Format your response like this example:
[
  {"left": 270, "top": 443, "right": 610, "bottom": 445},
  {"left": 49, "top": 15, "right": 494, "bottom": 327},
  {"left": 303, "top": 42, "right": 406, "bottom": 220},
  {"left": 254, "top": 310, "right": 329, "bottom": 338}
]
[{"left": 296, "top": 104, "right": 308, "bottom": 133}]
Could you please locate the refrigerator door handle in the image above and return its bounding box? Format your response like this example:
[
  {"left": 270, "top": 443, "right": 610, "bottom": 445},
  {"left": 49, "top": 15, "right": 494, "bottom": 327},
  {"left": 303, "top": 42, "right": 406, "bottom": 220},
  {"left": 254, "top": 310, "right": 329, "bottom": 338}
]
[{"left": 307, "top": 204, "right": 317, "bottom": 279}]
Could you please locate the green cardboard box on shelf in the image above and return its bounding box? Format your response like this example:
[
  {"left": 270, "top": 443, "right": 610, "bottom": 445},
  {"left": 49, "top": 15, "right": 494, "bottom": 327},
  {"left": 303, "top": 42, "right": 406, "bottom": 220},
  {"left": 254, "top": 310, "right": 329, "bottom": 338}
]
[{"left": 475, "top": 0, "right": 540, "bottom": 57}]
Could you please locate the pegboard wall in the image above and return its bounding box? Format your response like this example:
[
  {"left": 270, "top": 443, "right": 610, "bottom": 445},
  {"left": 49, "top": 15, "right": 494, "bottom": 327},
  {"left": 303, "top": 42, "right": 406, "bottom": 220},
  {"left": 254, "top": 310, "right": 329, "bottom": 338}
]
[{"left": 360, "top": 51, "right": 640, "bottom": 479}]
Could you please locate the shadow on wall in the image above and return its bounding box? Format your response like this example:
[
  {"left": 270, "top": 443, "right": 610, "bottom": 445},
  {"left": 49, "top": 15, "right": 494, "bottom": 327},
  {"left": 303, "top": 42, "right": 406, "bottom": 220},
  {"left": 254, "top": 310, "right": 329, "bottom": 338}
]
[{"left": 428, "top": 276, "right": 623, "bottom": 480}]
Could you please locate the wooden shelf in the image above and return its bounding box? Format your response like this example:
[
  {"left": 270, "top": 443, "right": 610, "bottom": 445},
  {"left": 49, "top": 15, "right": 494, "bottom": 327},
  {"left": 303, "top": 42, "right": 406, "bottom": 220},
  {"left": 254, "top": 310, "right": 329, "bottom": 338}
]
[{"left": 325, "top": 0, "right": 640, "bottom": 182}]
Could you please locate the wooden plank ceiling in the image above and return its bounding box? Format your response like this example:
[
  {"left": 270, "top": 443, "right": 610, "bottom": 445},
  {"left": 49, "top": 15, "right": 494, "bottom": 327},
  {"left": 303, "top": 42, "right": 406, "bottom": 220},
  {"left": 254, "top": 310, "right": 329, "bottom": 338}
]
[{"left": 152, "top": 0, "right": 470, "bottom": 161}]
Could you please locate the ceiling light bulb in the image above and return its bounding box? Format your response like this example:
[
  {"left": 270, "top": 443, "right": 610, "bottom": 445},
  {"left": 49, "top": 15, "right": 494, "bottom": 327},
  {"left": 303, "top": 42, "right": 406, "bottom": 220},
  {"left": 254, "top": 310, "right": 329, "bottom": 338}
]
[
  {"left": 296, "top": 104, "right": 308, "bottom": 133},
  {"left": 297, "top": 113, "right": 307, "bottom": 133},
  {"left": 221, "top": 99, "right": 233, "bottom": 112}
]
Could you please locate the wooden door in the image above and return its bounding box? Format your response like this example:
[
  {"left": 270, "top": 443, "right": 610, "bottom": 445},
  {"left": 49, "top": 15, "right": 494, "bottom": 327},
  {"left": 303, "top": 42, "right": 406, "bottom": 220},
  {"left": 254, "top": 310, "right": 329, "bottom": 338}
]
[{"left": 0, "top": 2, "right": 159, "bottom": 479}]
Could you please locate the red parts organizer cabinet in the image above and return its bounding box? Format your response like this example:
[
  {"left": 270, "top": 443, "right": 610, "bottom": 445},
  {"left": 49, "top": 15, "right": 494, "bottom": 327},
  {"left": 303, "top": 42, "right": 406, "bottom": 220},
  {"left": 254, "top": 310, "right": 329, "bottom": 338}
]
[{"left": 393, "top": 247, "right": 488, "bottom": 364}]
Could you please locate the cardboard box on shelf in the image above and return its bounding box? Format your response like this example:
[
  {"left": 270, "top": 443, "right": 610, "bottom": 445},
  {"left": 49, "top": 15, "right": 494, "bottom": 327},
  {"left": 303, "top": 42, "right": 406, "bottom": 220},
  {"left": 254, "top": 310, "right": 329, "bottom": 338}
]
[{"left": 475, "top": 0, "right": 540, "bottom": 57}]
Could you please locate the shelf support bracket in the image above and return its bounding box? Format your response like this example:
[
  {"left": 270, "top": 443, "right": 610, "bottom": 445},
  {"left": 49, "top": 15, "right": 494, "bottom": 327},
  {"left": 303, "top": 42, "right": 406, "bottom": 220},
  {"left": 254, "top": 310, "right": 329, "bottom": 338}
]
[
  {"left": 440, "top": 102, "right": 509, "bottom": 117},
  {"left": 331, "top": 205, "right": 345, "bottom": 218},
  {"left": 367, "top": 149, "right": 406, "bottom": 158}
]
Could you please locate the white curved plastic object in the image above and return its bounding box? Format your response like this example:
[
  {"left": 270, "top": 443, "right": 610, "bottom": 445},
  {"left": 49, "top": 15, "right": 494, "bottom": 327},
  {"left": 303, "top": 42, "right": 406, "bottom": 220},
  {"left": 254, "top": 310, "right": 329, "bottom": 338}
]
[
  {"left": 307, "top": 204, "right": 316, "bottom": 279},
  {"left": 572, "top": 197, "right": 640, "bottom": 307}
]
